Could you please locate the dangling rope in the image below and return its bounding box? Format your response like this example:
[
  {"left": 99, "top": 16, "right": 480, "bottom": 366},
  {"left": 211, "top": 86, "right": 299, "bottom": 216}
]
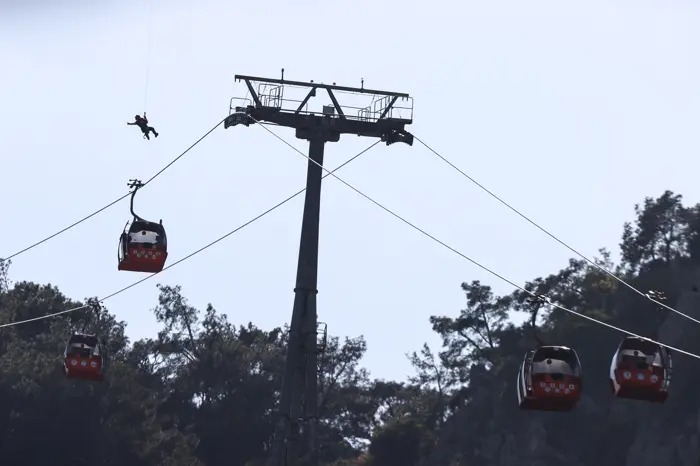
[{"left": 143, "top": 0, "right": 154, "bottom": 113}]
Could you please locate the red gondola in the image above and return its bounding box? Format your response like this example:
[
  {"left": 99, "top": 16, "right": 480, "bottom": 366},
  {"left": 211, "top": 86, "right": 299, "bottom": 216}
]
[
  {"left": 117, "top": 179, "right": 168, "bottom": 273},
  {"left": 63, "top": 333, "right": 105, "bottom": 382},
  {"left": 609, "top": 336, "right": 671, "bottom": 403},
  {"left": 517, "top": 345, "right": 582, "bottom": 411}
]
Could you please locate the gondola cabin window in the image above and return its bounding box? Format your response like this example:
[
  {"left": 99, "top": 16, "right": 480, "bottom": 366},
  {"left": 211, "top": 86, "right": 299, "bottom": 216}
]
[{"left": 130, "top": 229, "right": 159, "bottom": 244}]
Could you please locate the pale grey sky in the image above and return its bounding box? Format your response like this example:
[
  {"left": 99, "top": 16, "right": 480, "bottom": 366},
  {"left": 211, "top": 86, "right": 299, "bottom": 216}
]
[{"left": 1, "top": 0, "right": 698, "bottom": 382}]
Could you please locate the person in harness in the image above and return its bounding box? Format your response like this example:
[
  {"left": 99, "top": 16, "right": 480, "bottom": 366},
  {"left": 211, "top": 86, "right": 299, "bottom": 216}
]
[{"left": 127, "top": 113, "right": 159, "bottom": 140}]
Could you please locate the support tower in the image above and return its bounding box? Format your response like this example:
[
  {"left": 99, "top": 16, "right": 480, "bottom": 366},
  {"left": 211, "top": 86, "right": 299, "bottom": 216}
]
[{"left": 225, "top": 71, "right": 413, "bottom": 466}]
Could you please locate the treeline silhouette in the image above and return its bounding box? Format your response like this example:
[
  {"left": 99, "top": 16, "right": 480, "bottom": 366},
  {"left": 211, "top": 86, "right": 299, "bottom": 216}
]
[{"left": 2, "top": 190, "right": 700, "bottom": 466}]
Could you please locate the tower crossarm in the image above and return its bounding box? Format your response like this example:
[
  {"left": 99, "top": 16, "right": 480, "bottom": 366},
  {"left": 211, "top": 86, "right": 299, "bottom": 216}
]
[
  {"left": 239, "top": 105, "right": 413, "bottom": 144},
  {"left": 225, "top": 73, "right": 413, "bottom": 145},
  {"left": 235, "top": 74, "right": 409, "bottom": 98}
]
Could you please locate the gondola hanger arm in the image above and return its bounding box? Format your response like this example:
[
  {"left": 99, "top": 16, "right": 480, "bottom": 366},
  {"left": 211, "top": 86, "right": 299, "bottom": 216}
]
[{"left": 127, "top": 179, "right": 146, "bottom": 222}]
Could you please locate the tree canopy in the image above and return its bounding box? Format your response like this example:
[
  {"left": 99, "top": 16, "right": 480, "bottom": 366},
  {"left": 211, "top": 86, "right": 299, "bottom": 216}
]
[{"left": 2, "top": 189, "right": 700, "bottom": 465}]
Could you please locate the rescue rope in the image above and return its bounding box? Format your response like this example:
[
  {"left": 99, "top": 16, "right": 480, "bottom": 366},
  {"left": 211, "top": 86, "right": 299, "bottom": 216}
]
[{"left": 144, "top": 0, "right": 154, "bottom": 112}]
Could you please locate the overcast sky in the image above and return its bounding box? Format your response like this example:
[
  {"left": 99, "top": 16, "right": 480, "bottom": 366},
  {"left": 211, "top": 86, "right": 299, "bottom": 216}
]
[{"left": 1, "top": 0, "right": 698, "bottom": 382}]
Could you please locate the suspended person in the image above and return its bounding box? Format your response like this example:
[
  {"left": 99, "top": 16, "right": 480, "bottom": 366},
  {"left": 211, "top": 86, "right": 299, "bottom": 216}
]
[{"left": 127, "top": 113, "right": 159, "bottom": 140}]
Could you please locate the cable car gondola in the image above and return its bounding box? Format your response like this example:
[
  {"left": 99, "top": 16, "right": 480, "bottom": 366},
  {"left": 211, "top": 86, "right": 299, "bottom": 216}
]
[
  {"left": 117, "top": 179, "right": 168, "bottom": 273},
  {"left": 63, "top": 333, "right": 105, "bottom": 382},
  {"left": 609, "top": 336, "right": 671, "bottom": 403},
  {"left": 517, "top": 345, "right": 583, "bottom": 411}
]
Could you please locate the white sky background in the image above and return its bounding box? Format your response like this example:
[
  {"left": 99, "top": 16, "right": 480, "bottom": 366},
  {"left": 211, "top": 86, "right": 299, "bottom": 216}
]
[{"left": 1, "top": 0, "right": 698, "bottom": 382}]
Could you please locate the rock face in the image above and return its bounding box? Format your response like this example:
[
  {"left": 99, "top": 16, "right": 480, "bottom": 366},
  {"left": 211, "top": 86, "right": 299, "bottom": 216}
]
[{"left": 423, "top": 288, "right": 700, "bottom": 466}]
